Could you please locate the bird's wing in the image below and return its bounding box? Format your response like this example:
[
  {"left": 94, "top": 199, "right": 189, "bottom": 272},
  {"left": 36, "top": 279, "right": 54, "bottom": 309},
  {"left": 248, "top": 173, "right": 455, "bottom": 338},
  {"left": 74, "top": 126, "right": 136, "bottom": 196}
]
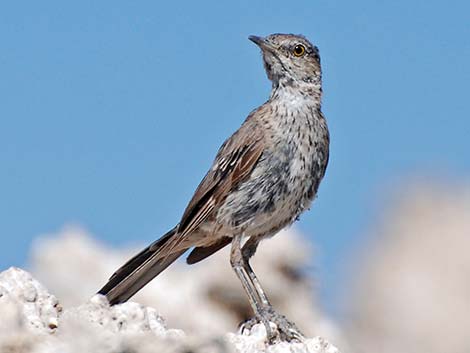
[{"left": 177, "top": 117, "right": 265, "bottom": 239}]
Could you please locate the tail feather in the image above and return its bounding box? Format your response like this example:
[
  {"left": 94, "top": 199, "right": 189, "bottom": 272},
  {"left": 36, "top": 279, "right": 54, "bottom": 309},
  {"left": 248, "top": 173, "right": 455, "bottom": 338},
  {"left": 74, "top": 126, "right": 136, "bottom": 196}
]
[
  {"left": 98, "top": 227, "right": 186, "bottom": 305},
  {"left": 186, "top": 236, "right": 231, "bottom": 264}
]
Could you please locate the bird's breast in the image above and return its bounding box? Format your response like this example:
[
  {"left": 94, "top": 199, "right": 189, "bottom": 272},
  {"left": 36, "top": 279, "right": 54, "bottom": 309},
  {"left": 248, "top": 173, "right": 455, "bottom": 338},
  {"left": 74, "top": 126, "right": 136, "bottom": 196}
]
[{"left": 267, "top": 104, "right": 329, "bottom": 220}]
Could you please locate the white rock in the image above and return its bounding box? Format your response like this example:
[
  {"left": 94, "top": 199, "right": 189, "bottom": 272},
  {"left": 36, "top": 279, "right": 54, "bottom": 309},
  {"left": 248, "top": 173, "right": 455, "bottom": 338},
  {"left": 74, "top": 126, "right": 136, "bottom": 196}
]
[
  {"left": 0, "top": 267, "right": 60, "bottom": 333},
  {"left": 228, "top": 324, "right": 340, "bottom": 353},
  {"left": 0, "top": 267, "right": 340, "bottom": 353}
]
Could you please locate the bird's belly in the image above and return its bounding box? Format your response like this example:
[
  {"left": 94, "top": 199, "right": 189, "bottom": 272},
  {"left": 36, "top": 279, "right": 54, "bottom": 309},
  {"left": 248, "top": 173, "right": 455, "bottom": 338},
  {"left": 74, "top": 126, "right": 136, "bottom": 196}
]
[
  {"left": 215, "top": 150, "right": 316, "bottom": 238},
  {"left": 249, "top": 167, "right": 315, "bottom": 237}
]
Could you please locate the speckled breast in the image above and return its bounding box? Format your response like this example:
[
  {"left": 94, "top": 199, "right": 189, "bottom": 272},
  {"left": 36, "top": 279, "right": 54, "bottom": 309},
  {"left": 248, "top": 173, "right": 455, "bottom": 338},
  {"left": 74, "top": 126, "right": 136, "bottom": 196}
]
[{"left": 216, "top": 110, "right": 329, "bottom": 239}]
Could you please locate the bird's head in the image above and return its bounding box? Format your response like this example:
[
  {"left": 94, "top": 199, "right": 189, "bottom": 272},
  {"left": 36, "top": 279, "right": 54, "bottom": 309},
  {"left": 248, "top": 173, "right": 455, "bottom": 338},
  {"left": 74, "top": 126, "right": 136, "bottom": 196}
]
[{"left": 249, "top": 34, "right": 321, "bottom": 89}]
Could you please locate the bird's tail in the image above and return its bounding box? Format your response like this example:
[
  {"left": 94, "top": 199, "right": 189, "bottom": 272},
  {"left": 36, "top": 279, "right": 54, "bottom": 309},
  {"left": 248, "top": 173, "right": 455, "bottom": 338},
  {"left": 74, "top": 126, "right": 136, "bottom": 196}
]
[{"left": 98, "top": 226, "right": 186, "bottom": 305}]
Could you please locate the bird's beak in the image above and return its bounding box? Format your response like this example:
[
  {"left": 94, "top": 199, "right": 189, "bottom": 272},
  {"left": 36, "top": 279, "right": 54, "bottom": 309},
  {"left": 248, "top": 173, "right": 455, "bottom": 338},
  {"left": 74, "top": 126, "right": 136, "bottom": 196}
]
[{"left": 249, "top": 35, "right": 277, "bottom": 53}]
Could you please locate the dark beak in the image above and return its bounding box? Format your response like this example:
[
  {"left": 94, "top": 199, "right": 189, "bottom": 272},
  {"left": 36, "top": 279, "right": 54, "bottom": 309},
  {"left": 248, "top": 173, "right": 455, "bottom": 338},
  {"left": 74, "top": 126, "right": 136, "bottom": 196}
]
[{"left": 249, "top": 35, "right": 277, "bottom": 53}]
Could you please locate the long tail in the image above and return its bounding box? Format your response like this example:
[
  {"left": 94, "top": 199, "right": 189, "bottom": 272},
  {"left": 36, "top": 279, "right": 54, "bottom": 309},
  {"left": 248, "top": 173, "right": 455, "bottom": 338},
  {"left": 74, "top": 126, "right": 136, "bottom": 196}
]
[{"left": 98, "top": 226, "right": 186, "bottom": 305}]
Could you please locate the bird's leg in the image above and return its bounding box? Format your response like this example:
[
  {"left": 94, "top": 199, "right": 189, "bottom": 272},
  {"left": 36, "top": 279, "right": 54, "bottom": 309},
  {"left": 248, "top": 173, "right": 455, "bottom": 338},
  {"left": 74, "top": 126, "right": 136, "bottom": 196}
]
[
  {"left": 230, "top": 234, "right": 275, "bottom": 341},
  {"left": 241, "top": 237, "right": 271, "bottom": 307},
  {"left": 233, "top": 235, "right": 305, "bottom": 343},
  {"left": 242, "top": 238, "right": 304, "bottom": 343}
]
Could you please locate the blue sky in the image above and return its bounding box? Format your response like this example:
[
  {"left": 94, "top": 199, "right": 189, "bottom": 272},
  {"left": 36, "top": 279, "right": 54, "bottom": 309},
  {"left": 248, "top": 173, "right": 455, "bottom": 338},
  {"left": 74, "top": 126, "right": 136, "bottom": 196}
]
[{"left": 1, "top": 0, "right": 469, "bottom": 314}]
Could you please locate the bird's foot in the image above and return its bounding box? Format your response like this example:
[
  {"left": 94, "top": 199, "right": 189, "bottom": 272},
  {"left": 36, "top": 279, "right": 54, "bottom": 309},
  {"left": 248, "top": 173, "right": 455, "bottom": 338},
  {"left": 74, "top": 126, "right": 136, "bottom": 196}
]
[{"left": 240, "top": 307, "right": 304, "bottom": 344}]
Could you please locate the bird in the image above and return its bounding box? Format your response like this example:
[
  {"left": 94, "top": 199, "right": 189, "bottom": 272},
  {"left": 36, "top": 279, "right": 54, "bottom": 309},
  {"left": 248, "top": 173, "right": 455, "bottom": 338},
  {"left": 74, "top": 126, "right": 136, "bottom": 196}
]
[{"left": 98, "top": 33, "right": 329, "bottom": 343}]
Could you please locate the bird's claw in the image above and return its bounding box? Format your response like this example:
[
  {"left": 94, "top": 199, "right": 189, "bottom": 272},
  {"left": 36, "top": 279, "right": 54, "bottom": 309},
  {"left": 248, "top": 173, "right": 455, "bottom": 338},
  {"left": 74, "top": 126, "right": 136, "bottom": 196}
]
[{"left": 240, "top": 307, "right": 305, "bottom": 344}]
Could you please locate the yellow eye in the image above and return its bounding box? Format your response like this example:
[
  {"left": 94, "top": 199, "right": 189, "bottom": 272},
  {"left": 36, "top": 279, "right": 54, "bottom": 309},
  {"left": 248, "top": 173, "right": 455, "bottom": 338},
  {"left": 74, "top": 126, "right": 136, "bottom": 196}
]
[{"left": 293, "top": 44, "right": 306, "bottom": 57}]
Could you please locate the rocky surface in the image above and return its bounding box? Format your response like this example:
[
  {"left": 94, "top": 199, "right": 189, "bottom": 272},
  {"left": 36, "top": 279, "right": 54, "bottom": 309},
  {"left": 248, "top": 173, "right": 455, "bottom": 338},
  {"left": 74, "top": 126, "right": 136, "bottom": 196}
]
[{"left": 0, "top": 267, "right": 340, "bottom": 353}]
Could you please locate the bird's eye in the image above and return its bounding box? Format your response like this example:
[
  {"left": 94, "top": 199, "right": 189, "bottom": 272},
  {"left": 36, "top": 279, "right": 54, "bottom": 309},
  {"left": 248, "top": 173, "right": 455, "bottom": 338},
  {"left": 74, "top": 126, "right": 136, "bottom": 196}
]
[{"left": 293, "top": 44, "right": 306, "bottom": 57}]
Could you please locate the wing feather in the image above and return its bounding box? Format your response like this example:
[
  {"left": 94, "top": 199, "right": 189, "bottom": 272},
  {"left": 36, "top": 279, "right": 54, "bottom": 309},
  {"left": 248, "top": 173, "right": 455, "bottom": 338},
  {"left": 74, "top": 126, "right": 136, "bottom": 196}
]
[{"left": 177, "top": 118, "right": 265, "bottom": 239}]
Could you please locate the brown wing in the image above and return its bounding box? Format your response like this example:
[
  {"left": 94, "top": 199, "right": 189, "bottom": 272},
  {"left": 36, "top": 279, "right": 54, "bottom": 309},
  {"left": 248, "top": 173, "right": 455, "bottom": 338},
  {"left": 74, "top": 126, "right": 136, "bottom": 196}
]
[{"left": 177, "top": 117, "right": 265, "bottom": 239}]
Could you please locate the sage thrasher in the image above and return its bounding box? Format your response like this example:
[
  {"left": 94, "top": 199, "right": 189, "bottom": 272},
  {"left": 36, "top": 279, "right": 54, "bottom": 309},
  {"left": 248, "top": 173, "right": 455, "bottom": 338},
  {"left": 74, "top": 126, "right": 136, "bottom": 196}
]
[{"left": 98, "top": 33, "right": 330, "bottom": 343}]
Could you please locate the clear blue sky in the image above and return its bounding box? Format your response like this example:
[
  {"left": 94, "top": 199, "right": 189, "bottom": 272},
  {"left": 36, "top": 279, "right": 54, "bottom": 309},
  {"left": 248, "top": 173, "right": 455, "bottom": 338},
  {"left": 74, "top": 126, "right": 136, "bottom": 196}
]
[{"left": 1, "top": 0, "right": 469, "bottom": 314}]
